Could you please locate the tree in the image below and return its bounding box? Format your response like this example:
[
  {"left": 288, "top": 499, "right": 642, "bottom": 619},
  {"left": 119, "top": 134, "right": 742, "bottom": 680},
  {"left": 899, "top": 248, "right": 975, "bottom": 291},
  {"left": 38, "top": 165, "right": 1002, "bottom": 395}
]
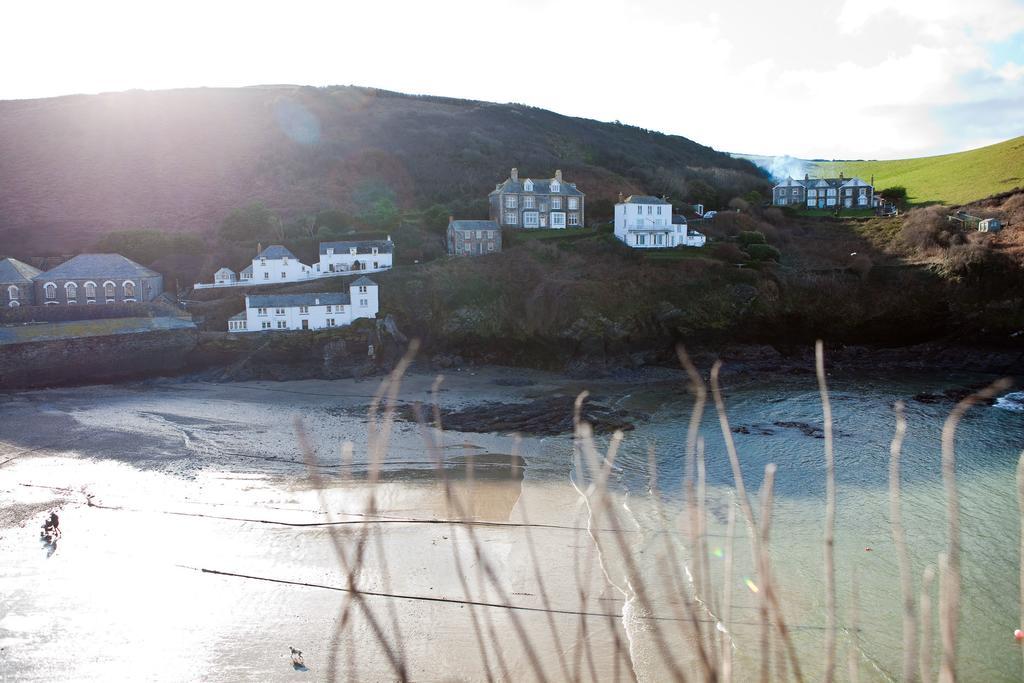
[
  {"left": 744, "top": 243, "right": 781, "bottom": 262},
  {"left": 219, "top": 203, "right": 277, "bottom": 243},
  {"left": 880, "top": 186, "right": 909, "bottom": 207},
  {"left": 738, "top": 230, "right": 767, "bottom": 246},
  {"left": 422, "top": 204, "right": 452, "bottom": 234}
]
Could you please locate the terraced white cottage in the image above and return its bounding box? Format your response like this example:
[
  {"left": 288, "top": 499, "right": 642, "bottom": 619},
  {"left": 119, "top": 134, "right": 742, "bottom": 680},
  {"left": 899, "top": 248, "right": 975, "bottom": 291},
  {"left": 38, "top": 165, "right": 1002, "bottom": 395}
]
[{"left": 227, "top": 276, "right": 379, "bottom": 332}]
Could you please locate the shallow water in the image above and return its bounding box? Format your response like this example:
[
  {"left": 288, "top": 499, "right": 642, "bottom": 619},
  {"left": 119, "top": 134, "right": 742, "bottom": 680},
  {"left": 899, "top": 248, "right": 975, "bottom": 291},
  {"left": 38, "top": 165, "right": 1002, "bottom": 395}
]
[{"left": 566, "top": 370, "right": 1024, "bottom": 681}]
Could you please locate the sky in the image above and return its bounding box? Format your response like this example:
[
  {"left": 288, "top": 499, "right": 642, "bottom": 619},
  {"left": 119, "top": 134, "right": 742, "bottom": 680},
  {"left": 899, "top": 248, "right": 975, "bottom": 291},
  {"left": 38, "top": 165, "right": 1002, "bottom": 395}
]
[{"left": 3, "top": 0, "right": 1023, "bottom": 160}]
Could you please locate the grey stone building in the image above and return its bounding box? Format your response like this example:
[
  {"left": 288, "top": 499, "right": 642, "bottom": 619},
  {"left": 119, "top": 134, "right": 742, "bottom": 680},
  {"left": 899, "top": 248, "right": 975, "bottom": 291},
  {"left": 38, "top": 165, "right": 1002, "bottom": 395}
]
[
  {"left": 32, "top": 253, "right": 163, "bottom": 305},
  {"left": 488, "top": 168, "right": 584, "bottom": 229},
  {"left": 773, "top": 173, "right": 876, "bottom": 209},
  {"left": 447, "top": 219, "right": 502, "bottom": 256},
  {"left": 1, "top": 257, "right": 42, "bottom": 307}
]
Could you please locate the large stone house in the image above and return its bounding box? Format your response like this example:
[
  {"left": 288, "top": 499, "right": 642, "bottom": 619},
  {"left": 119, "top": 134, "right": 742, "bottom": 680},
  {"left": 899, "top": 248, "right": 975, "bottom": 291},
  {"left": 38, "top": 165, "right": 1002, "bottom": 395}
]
[
  {"left": 1, "top": 257, "right": 42, "bottom": 307},
  {"left": 773, "top": 174, "right": 877, "bottom": 209},
  {"left": 447, "top": 219, "right": 502, "bottom": 256},
  {"left": 613, "top": 195, "right": 706, "bottom": 248},
  {"left": 32, "top": 253, "right": 163, "bottom": 305},
  {"left": 228, "top": 276, "right": 379, "bottom": 332},
  {"left": 488, "top": 168, "right": 584, "bottom": 229}
]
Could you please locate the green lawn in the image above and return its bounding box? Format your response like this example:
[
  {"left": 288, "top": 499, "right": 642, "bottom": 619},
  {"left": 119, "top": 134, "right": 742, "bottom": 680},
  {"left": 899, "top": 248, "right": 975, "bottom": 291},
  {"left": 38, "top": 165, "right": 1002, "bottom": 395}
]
[
  {"left": 513, "top": 227, "right": 597, "bottom": 241},
  {"left": 642, "top": 248, "right": 714, "bottom": 262},
  {"left": 795, "top": 208, "right": 876, "bottom": 218},
  {"left": 814, "top": 136, "right": 1024, "bottom": 205}
]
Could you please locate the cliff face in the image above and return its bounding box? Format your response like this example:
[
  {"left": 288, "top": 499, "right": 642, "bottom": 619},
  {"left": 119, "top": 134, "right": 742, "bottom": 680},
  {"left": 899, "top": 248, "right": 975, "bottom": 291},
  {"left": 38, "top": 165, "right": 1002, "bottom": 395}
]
[{"left": 0, "top": 328, "right": 199, "bottom": 389}]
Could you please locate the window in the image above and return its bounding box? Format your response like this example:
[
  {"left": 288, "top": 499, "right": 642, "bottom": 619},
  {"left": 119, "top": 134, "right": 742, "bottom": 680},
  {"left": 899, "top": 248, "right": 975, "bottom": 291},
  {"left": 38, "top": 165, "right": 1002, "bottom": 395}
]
[
  {"left": 280, "top": 272, "right": 286, "bottom": 279},
  {"left": 487, "top": 243, "right": 495, "bottom": 252},
  {"left": 808, "top": 190, "right": 817, "bottom": 198},
  {"left": 85, "top": 282, "right": 96, "bottom": 299},
  {"left": 327, "top": 318, "right": 336, "bottom": 327},
  {"left": 262, "top": 321, "right": 271, "bottom": 329},
  {"left": 44, "top": 283, "right": 56, "bottom": 299},
  {"left": 263, "top": 272, "right": 270, "bottom": 280},
  {"left": 260, "top": 257, "right": 267, "bottom": 266},
  {"left": 827, "top": 189, "right": 836, "bottom": 197},
  {"left": 257, "top": 307, "right": 268, "bottom": 316},
  {"left": 358, "top": 285, "right": 368, "bottom": 293},
  {"left": 524, "top": 180, "right": 534, "bottom": 192},
  {"left": 656, "top": 206, "right": 662, "bottom": 215},
  {"left": 523, "top": 196, "right": 536, "bottom": 209},
  {"left": 123, "top": 281, "right": 135, "bottom": 298},
  {"left": 637, "top": 206, "right": 643, "bottom": 214},
  {"left": 859, "top": 188, "right": 867, "bottom": 196},
  {"left": 350, "top": 248, "right": 357, "bottom": 255},
  {"left": 504, "top": 195, "right": 517, "bottom": 208},
  {"left": 504, "top": 211, "right": 517, "bottom": 224},
  {"left": 65, "top": 282, "right": 77, "bottom": 299},
  {"left": 327, "top": 247, "right": 334, "bottom": 256},
  {"left": 337, "top": 305, "right": 345, "bottom": 313},
  {"left": 568, "top": 213, "right": 580, "bottom": 226},
  {"left": 7, "top": 285, "right": 17, "bottom": 300},
  {"left": 551, "top": 181, "right": 560, "bottom": 193},
  {"left": 636, "top": 234, "right": 646, "bottom": 246},
  {"left": 551, "top": 197, "right": 561, "bottom": 209},
  {"left": 275, "top": 308, "right": 285, "bottom": 316},
  {"left": 326, "top": 305, "right": 332, "bottom": 313},
  {"left": 523, "top": 212, "right": 539, "bottom": 228},
  {"left": 647, "top": 205, "right": 653, "bottom": 214},
  {"left": 550, "top": 212, "right": 566, "bottom": 228},
  {"left": 277, "top": 321, "right": 287, "bottom": 329},
  {"left": 655, "top": 234, "right": 664, "bottom": 245},
  {"left": 476, "top": 230, "right": 483, "bottom": 238},
  {"left": 282, "top": 256, "right": 289, "bottom": 265},
  {"left": 373, "top": 261, "right": 379, "bottom": 269},
  {"left": 845, "top": 189, "right": 852, "bottom": 196},
  {"left": 299, "top": 306, "right": 309, "bottom": 314},
  {"left": 568, "top": 198, "right": 578, "bottom": 210},
  {"left": 372, "top": 247, "right": 378, "bottom": 255}
]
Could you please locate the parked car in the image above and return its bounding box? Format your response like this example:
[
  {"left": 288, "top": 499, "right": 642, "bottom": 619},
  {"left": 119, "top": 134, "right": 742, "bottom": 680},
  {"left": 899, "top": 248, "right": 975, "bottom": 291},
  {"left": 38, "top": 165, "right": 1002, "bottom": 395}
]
[{"left": 703, "top": 210, "right": 717, "bottom": 219}]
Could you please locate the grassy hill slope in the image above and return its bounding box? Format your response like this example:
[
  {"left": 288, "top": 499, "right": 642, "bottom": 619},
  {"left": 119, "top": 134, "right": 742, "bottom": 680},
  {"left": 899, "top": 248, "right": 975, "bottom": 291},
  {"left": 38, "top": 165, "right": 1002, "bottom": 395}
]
[
  {"left": 815, "top": 136, "right": 1024, "bottom": 205},
  {"left": 0, "top": 85, "right": 767, "bottom": 254}
]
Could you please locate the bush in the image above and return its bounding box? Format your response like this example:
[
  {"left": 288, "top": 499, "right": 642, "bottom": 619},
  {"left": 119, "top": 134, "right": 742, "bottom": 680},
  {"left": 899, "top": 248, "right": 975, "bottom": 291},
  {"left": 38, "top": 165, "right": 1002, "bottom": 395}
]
[
  {"left": 848, "top": 253, "right": 874, "bottom": 279},
  {"left": 712, "top": 243, "right": 746, "bottom": 263},
  {"left": 738, "top": 230, "right": 767, "bottom": 246},
  {"left": 895, "top": 206, "right": 951, "bottom": 255},
  {"left": 744, "top": 244, "right": 781, "bottom": 262}
]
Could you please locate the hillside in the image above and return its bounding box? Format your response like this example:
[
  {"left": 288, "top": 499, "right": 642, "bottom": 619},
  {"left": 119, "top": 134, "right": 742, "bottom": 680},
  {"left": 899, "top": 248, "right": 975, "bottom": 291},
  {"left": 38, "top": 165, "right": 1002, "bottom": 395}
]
[
  {"left": 815, "top": 136, "right": 1024, "bottom": 205},
  {"left": 0, "top": 85, "right": 767, "bottom": 254}
]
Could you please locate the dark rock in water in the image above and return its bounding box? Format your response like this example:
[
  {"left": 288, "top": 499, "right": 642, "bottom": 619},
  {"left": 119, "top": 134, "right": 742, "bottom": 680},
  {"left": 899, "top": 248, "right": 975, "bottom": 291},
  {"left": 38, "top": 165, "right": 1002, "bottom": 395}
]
[
  {"left": 398, "top": 395, "right": 641, "bottom": 436},
  {"left": 733, "top": 424, "right": 776, "bottom": 436},
  {"left": 773, "top": 420, "right": 826, "bottom": 438},
  {"left": 732, "top": 425, "right": 750, "bottom": 434},
  {"left": 493, "top": 377, "right": 536, "bottom": 387},
  {"left": 913, "top": 392, "right": 944, "bottom": 404}
]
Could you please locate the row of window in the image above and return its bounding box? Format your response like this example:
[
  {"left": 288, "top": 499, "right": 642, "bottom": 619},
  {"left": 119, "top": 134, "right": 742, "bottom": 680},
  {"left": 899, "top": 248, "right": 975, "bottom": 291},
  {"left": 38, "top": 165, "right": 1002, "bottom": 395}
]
[
  {"left": 504, "top": 195, "right": 579, "bottom": 210},
  {"left": 507, "top": 211, "right": 580, "bottom": 227},
  {"left": 634, "top": 233, "right": 669, "bottom": 246},
  {"left": 42, "top": 281, "right": 136, "bottom": 300},
  {"left": 632, "top": 205, "right": 665, "bottom": 215},
  {"left": 521, "top": 180, "right": 561, "bottom": 193}
]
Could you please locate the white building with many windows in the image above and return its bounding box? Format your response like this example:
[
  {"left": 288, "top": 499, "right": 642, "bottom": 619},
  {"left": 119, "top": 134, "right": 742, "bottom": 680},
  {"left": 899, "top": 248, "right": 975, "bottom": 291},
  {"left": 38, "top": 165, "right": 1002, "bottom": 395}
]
[
  {"left": 197, "top": 239, "right": 394, "bottom": 290},
  {"left": 614, "top": 195, "right": 706, "bottom": 248},
  {"left": 228, "top": 276, "right": 379, "bottom": 332}
]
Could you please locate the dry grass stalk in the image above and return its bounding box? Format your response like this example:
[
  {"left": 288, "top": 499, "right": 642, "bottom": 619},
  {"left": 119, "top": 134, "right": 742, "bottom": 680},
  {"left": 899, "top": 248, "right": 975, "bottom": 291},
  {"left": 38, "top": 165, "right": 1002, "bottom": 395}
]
[
  {"left": 938, "top": 378, "right": 1012, "bottom": 683},
  {"left": 815, "top": 340, "right": 837, "bottom": 683},
  {"left": 720, "top": 502, "right": 736, "bottom": 683},
  {"left": 847, "top": 566, "right": 861, "bottom": 683},
  {"left": 758, "top": 464, "right": 777, "bottom": 683},
  {"left": 1018, "top": 452, "right": 1024, "bottom": 679},
  {"left": 920, "top": 565, "right": 936, "bottom": 683},
  {"left": 710, "top": 362, "right": 804, "bottom": 682},
  {"left": 889, "top": 400, "right": 919, "bottom": 682}
]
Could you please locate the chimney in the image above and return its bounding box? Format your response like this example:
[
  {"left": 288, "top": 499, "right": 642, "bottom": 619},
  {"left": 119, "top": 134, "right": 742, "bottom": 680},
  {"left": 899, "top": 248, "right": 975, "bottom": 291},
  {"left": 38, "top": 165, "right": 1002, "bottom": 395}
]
[
  {"left": 839, "top": 171, "right": 844, "bottom": 180},
  {"left": 257, "top": 242, "right": 262, "bottom": 256},
  {"left": 387, "top": 234, "right": 392, "bottom": 242},
  {"left": 448, "top": 215, "right": 454, "bottom": 225},
  {"left": 804, "top": 173, "right": 809, "bottom": 181},
  {"left": 555, "top": 169, "right": 563, "bottom": 182},
  {"left": 511, "top": 167, "right": 518, "bottom": 181},
  {"left": 870, "top": 175, "right": 874, "bottom": 187},
  {"left": 618, "top": 192, "right": 624, "bottom": 203}
]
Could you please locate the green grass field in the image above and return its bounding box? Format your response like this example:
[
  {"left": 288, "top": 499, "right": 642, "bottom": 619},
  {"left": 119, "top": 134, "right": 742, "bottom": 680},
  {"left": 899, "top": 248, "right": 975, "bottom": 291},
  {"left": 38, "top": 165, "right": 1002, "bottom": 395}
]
[{"left": 814, "top": 135, "right": 1024, "bottom": 205}]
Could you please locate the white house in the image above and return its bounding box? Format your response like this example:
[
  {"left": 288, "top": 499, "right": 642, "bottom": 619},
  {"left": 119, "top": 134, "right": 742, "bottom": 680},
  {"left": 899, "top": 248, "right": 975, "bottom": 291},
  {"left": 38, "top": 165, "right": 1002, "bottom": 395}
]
[
  {"left": 228, "top": 276, "right": 380, "bottom": 332},
  {"left": 214, "top": 268, "right": 237, "bottom": 285},
  {"left": 197, "top": 239, "right": 394, "bottom": 290},
  {"left": 315, "top": 238, "right": 393, "bottom": 275},
  {"left": 614, "top": 195, "right": 706, "bottom": 248}
]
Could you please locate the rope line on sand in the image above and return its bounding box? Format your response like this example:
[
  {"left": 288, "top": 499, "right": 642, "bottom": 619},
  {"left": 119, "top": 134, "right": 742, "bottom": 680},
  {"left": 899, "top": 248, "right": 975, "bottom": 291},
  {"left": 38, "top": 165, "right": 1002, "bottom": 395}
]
[{"left": 178, "top": 565, "right": 830, "bottom": 630}]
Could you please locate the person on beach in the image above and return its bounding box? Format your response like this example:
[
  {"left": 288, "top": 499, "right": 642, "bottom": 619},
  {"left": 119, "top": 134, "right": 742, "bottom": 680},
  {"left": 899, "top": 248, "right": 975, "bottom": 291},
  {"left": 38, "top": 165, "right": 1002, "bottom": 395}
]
[{"left": 42, "top": 511, "right": 60, "bottom": 538}]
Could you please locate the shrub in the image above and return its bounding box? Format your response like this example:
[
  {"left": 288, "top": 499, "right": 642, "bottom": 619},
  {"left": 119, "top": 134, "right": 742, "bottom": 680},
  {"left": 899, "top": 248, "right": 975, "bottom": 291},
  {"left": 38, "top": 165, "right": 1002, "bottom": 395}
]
[
  {"left": 712, "top": 243, "right": 746, "bottom": 263},
  {"left": 744, "top": 243, "right": 781, "bottom": 262},
  {"left": 848, "top": 253, "right": 874, "bottom": 279},
  {"left": 738, "top": 230, "right": 767, "bottom": 247},
  {"left": 894, "top": 206, "right": 951, "bottom": 255}
]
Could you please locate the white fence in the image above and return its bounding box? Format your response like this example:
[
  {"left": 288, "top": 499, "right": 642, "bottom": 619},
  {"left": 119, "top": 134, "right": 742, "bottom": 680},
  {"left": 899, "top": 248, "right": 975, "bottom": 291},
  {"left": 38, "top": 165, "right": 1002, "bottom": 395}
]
[{"left": 193, "top": 265, "right": 391, "bottom": 290}]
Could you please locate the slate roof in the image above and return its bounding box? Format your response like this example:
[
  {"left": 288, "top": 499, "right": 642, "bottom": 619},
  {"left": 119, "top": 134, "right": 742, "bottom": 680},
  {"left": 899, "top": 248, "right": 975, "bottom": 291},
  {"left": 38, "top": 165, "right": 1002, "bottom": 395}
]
[
  {"left": 229, "top": 311, "right": 247, "bottom": 321},
  {"left": 622, "top": 195, "right": 671, "bottom": 205},
  {"left": 672, "top": 215, "right": 688, "bottom": 224},
  {"left": 773, "top": 176, "right": 871, "bottom": 190},
  {"left": 246, "top": 292, "right": 351, "bottom": 308},
  {"left": 449, "top": 220, "right": 500, "bottom": 232},
  {"left": 257, "top": 245, "right": 298, "bottom": 260},
  {"left": 319, "top": 240, "right": 394, "bottom": 255},
  {"left": 240, "top": 265, "right": 253, "bottom": 276},
  {"left": 215, "top": 267, "right": 236, "bottom": 275},
  {"left": 489, "top": 175, "right": 584, "bottom": 197},
  {"left": 0, "top": 257, "right": 42, "bottom": 283},
  {"left": 350, "top": 276, "right": 379, "bottom": 287},
  {"left": 33, "top": 253, "right": 159, "bottom": 281}
]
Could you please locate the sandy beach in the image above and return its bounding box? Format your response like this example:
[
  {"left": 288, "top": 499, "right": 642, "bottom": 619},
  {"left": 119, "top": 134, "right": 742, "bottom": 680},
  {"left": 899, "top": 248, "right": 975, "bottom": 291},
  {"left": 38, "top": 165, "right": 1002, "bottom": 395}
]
[{"left": 0, "top": 370, "right": 680, "bottom": 681}]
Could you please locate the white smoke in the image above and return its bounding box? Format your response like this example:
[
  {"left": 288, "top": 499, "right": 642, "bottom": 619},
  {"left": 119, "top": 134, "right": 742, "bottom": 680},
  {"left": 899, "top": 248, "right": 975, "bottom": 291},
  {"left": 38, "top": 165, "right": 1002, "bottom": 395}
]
[{"left": 732, "top": 153, "right": 814, "bottom": 182}]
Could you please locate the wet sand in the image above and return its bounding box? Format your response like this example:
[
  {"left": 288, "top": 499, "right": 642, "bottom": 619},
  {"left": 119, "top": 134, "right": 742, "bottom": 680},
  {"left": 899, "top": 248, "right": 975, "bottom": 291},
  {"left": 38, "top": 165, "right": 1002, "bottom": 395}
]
[{"left": 0, "top": 370, "right": 663, "bottom": 681}]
